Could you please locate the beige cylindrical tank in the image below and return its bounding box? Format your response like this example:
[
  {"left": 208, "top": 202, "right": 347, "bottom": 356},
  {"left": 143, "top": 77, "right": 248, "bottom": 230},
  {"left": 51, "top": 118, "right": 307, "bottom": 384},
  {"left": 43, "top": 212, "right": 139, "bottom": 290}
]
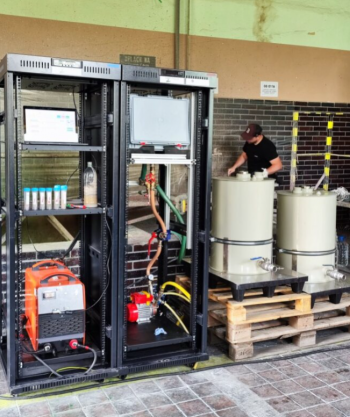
[
  {"left": 210, "top": 172, "right": 275, "bottom": 275},
  {"left": 277, "top": 187, "right": 337, "bottom": 283}
]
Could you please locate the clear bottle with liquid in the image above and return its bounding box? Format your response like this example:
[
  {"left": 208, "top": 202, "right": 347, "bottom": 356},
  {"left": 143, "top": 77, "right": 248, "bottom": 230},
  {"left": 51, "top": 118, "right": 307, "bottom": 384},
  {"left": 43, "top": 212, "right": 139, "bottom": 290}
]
[
  {"left": 84, "top": 162, "right": 98, "bottom": 208},
  {"left": 337, "top": 235, "right": 349, "bottom": 267}
]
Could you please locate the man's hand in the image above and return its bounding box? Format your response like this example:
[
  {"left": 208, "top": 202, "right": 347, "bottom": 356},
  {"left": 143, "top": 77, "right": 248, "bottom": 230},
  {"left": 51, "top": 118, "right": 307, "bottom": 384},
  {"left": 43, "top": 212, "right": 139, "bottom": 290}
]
[{"left": 228, "top": 166, "right": 236, "bottom": 176}]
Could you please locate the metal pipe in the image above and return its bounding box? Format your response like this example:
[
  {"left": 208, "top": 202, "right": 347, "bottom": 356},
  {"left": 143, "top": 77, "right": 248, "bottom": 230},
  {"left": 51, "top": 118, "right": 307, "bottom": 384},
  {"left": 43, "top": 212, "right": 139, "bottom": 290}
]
[
  {"left": 278, "top": 248, "right": 336, "bottom": 256},
  {"left": 175, "top": 0, "right": 180, "bottom": 68},
  {"left": 186, "top": 0, "right": 191, "bottom": 69},
  {"left": 211, "top": 236, "right": 273, "bottom": 246},
  {"left": 146, "top": 241, "right": 162, "bottom": 277},
  {"left": 256, "top": 258, "right": 283, "bottom": 273},
  {"left": 325, "top": 268, "right": 346, "bottom": 280}
]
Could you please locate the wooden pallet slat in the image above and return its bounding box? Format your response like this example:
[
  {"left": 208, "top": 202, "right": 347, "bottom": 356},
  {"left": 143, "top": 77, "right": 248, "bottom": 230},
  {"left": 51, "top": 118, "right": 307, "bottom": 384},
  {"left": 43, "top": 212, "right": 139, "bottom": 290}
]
[{"left": 208, "top": 289, "right": 350, "bottom": 361}]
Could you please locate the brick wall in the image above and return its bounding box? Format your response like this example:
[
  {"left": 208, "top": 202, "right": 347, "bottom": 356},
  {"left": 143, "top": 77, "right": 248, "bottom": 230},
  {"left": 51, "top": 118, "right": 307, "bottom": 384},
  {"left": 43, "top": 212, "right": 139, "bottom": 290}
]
[
  {"left": 212, "top": 98, "right": 350, "bottom": 189},
  {"left": 126, "top": 241, "right": 183, "bottom": 294},
  {"left": 1, "top": 240, "right": 182, "bottom": 298},
  {"left": 212, "top": 98, "right": 350, "bottom": 229}
]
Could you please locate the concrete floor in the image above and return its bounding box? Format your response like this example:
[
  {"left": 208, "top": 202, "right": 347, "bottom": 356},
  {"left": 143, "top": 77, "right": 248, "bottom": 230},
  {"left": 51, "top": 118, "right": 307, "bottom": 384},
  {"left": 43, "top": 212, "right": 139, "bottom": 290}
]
[{"left": 2, "top": 342, "right": 350, "bottom": 417}]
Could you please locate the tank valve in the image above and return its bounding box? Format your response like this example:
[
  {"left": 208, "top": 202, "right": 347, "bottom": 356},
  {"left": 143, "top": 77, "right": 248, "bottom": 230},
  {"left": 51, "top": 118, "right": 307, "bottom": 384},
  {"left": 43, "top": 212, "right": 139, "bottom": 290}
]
[
  {"left": 255, "top": 258, "right": 284, "bottom": 273},
  {"left": 324, "top": 265, "right": 346, "bottom": 281}
]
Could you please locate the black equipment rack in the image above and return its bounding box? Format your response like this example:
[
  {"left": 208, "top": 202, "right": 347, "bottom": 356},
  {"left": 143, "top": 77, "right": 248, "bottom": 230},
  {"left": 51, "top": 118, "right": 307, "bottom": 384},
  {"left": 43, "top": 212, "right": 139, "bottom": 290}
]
[
  {"left": 0, "top": 54, "right": 120, "bottom": 394},
  {"left": 115, "top": 66, "right": 217, "bottom": 375}
]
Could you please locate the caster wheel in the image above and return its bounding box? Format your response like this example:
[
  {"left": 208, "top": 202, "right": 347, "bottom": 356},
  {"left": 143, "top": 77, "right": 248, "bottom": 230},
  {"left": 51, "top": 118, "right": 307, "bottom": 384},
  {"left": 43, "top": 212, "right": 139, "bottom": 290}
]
[{"left": 120, "top": 375, "right": 127, "bottom": 380}]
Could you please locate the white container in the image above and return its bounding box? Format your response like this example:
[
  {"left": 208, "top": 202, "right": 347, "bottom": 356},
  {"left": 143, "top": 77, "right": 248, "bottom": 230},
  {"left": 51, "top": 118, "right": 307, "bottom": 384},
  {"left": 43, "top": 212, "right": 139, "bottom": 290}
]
[
  {"left": 53, "top": 185, "right": 60, "bottom": 210},
  {"left": 46, "top": 188, "right": 52, "bottom": 210},
  {"left": 84, "top": 162, "right": 98, "bottom": 208},
  {"left": 23, "top": 188, "right": 30, "bottom": 211},
  {"left": 31, "top": 188, "right": 38, "bottom": 211},
  {"left": 60, "top": 185, "right": 67, "bottom": 209},
  {"left": 277, "top": 188, "right": 337, "bottom": 283},
  {"left": 210, "top": 173, "right": 275, "bottom": 275},
  {"left": 39, "top": 188, "right": 46, "bottom": 210}
]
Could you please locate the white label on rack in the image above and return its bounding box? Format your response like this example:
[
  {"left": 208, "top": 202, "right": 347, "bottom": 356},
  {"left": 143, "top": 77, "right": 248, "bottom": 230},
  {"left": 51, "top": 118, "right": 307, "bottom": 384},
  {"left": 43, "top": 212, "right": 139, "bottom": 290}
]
[
  {"left": 160, "top": 76, "right": 185, "bottom": 85},
  {"left": 52, "top": 67, "right": 83, "bottom": 76},
  {"left": 185, "top": 78, "right": 210, "bottom": 87}
]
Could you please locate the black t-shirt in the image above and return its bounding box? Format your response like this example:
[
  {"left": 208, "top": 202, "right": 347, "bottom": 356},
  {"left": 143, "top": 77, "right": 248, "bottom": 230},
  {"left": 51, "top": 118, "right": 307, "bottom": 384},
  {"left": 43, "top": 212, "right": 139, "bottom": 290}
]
[{"left": 243, "top": 136, "right": 278, "bottom": 177}]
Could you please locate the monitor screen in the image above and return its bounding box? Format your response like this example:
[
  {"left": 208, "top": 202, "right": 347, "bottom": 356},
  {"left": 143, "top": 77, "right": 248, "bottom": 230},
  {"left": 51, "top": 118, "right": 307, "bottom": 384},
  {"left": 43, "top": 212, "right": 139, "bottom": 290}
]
[
  {"left": 24, "top": 107, "right": 78, "bottom": 143},
  {"left": 130, "top": 95, "right": 190, "bottom": 147}
]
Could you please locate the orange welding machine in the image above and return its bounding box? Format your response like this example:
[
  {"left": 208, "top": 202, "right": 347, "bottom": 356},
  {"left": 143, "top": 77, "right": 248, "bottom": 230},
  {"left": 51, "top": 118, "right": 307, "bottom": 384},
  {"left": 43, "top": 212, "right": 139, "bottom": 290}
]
[{"left": 24, "top": 260, "right": 85, "bottom": 351}]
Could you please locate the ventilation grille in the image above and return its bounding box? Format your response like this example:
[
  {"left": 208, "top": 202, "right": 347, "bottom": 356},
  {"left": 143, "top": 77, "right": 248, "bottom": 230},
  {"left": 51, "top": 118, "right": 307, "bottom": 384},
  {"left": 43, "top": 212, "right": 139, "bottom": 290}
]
[
  {"left": 20, "top": 59, "right": 50, "bottom": 69},
  {"left": 132, "top": 69, "right": 158, "bottom": 79},
  {"left": 129, "top": 355, "right": 203, "bottom": 374},
  {"left": 39, "top": 311, "right": 84, "bottom": 339},
  {"left": 186, "top": 74, "right": 209, "bottom": 81},
  {"left": 19, "top": 372, "right": 109, "bottom": 393},
  {"left": 84, "top": 65, "right": 111, "bottom": 75}
]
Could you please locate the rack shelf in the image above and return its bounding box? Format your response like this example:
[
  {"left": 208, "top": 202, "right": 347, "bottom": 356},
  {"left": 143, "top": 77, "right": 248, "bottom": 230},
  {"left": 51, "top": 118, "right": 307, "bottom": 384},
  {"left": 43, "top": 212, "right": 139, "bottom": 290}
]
[
  {"left": 23, "top": 207, "right": 104, "bottom": 216},
  {"left": 20, "top": 143, "right": 104, "bottom": 152},
  {"left": 126, "top": 317, "right": 192, "bottom": 351}
]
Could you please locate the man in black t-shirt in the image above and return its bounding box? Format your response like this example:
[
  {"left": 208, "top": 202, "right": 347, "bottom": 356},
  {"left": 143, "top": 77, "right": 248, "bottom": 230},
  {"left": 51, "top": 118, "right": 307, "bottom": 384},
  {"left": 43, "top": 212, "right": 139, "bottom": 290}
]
[{"left": 227, "top": 123, "right": 282, "bottom": 180}]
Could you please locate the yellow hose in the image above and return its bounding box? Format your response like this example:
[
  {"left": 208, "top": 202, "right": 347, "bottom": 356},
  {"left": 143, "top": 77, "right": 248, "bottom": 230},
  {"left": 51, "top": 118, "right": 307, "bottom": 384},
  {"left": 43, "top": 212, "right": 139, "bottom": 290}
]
[
  {"left": 162, "top": 301, "right": 189, "bottom": 334},
  {"left": 163, "top": 292, "right": 190, "bottom": 303},
  {"left": 161, "top": 281, "right": 191, "bottom": 300}
]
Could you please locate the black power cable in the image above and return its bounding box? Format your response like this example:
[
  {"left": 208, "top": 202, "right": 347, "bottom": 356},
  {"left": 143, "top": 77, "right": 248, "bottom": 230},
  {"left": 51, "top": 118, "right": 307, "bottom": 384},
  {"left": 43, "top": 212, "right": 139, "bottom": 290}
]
[{"left": 2, "top": 343, "right": 350, "bottom": 401}]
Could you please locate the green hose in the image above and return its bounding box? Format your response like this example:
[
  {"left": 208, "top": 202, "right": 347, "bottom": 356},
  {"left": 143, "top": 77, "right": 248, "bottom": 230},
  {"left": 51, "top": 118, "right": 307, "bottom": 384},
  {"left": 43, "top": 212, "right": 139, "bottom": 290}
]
[
  {"left": 156, "top": 185, "right": 187, "bottom": 262},
  {"left": 139, "top": 164, "right": 147, "bottom": 184}
]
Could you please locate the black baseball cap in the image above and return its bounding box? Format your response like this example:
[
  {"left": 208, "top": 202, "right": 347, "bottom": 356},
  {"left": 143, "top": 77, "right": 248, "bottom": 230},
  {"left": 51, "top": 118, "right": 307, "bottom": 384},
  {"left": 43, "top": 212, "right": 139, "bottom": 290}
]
[{"left": 241, "top": 124, "right": 262, "bottom": 140}]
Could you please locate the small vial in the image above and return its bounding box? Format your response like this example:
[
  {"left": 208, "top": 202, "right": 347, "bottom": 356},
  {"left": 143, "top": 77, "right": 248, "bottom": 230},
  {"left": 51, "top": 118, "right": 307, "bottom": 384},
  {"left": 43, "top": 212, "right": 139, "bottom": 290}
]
[
  {"left": 46, "top": 187, "right": 52, "bottom": 210},
  {"left": 23, "top": 188, "right": 30, "bottom": 211},
  {"left": 60, "top": 185, "right": 67, "bottom": 209},
  {"left": 31, "top": 188, "right": 38, "bottom": 211},
  {"left": 39, "top": 188, "right": 46, "bottom": 210},
  {"left": 53, "top": 185, "right": 60, "bottom": 210}
]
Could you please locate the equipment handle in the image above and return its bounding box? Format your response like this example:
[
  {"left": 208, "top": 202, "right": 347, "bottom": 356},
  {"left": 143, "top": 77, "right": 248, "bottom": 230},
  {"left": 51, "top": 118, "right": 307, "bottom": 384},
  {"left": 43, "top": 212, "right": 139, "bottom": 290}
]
[
  {"left": 32, "top": 260, "right": 65, "bottom": 271},
  {"left": 40, "top": 273, "right": 77, "bottom": 284},
  {"left": 148, "top": 231, "right": 158, "bottom": 257}
]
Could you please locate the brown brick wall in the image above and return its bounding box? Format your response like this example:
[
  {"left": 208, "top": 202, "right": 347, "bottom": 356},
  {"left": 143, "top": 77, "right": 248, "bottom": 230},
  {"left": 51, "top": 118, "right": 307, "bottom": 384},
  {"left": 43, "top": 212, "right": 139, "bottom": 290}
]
[{"left": 212, "top": 98, "right": 350, "bottom": 229}]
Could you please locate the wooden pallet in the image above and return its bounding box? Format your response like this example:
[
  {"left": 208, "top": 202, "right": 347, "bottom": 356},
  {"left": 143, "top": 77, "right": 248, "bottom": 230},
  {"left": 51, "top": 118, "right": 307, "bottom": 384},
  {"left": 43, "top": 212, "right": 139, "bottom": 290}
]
[{"left": 209, "top": 293, "right": 350, "bottom": 360}]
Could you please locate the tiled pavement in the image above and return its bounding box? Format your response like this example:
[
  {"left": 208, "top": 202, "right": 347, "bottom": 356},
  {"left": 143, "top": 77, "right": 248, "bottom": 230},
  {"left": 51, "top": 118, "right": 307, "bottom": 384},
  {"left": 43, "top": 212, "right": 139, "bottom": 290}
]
[{"left": 3, "top": 348, "right": 350, "bottom": 416}]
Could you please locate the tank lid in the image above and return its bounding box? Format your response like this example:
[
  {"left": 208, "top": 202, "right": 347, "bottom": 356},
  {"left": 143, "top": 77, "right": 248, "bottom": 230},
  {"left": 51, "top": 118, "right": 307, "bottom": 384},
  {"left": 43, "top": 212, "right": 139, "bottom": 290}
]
[
  {"left": 252, "top": 172, "right": 264, "bottom": 181},
  {"left": 303, "top": 186, "right": 313, "bottom": 195},
  {"left": 278, "top": 189, "right": 335, "bottom": 198},
  {"left": 236, "top": 171, "right": 251, "bottom": 182}
]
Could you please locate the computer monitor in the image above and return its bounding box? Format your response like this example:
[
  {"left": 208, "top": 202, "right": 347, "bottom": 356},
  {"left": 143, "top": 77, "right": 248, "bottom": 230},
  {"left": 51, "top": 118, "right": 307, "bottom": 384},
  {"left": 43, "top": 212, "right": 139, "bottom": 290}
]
[
  {"left": 24, "top": 107, "right": 78, "bottom": 143},
  {"left": 130, "top": 95, "right": 190, "bottom": 147}
]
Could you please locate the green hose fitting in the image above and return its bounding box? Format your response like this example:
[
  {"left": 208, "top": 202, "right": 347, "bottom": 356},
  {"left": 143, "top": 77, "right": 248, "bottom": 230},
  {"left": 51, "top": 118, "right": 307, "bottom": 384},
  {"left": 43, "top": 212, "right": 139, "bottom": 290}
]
[
  {"left": 156, "top": 185, "right": 187, "bottom": 262},
  {"left": 139, "top": 164, "right": 147, "bottom": 185}
]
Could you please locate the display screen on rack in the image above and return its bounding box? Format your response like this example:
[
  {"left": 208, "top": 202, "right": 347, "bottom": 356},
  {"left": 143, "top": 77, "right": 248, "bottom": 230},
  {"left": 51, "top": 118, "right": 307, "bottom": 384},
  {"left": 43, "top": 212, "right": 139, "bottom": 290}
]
[
  {"left": 24, "top": 106, "right": 78, "bottom": 143},
  {"left": 130, "top": 95, "right": 190, "bottom": 147}
]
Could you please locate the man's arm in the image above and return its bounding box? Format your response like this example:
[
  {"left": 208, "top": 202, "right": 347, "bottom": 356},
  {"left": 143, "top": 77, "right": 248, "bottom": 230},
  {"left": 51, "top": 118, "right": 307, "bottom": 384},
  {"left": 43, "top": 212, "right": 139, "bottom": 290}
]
[
  {"left": 228, "top": 152, "right": 247, "bottom": 176},
  {"left": 266, "top": 156, "right": 283, "bottom": 175}
]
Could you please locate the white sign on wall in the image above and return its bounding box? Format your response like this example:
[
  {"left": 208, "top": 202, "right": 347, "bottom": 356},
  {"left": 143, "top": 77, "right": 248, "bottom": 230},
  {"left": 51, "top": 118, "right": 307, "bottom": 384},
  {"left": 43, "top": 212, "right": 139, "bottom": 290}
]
[{"left": 260, "top": 81, "right": 279, "bottom": 97}]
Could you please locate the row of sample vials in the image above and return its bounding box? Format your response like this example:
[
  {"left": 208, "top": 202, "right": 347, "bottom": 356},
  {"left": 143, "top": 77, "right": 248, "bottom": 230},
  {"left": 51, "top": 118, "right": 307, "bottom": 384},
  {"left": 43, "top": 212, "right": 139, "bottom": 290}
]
[{"left": 23, "top": 186, "right": 68, "bottom": 211}]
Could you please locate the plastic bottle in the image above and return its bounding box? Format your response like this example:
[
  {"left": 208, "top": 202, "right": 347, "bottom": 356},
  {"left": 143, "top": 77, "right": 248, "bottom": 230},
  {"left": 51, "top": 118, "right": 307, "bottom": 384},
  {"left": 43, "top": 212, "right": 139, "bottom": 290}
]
[
  {"left": 84, "top": 162, "right": 98, "bottom": 208},
  {"left": 31, "top": 188, "right": 38, "bottom": 211},
  {"left": 23, "top": 188, "right": 30, "bottom": 211},
  {"left": 53, "top": 185, "right": 60, "bottom": 210},
  {"left": 60, "top": 185, "right": 67, "bottom": 209},
  {"left": 39, "top": 188, "right": 46, "bottom": 210},
  {"left": 46, "top": 188, "right": 52, "bottom": 210},
  {"left": 337, "top": 236, "right": 349, "bottom": 267}
]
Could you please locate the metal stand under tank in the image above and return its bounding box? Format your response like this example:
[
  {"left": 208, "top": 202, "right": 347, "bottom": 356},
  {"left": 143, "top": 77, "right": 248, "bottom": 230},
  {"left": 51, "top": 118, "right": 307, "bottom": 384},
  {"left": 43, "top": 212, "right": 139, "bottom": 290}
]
[
  {"left": 207, "top": 174, "right": 308, "bottom": 301},
  {"left": 277, "top": 187, "right": 350, "bottom": 307}
]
